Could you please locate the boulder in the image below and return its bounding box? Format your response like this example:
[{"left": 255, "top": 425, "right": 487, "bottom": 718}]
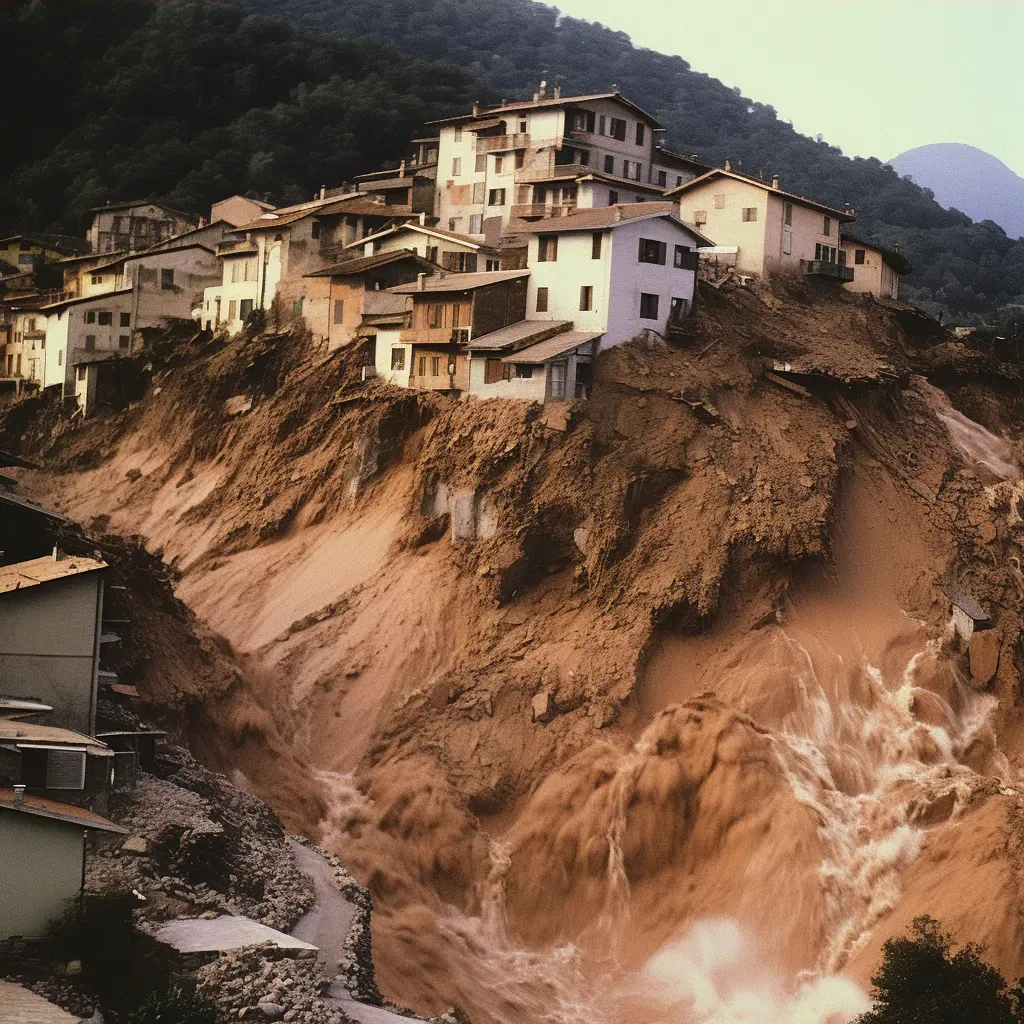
[
  {"left": 970, "top": 629, "right": 1001, "bottom": 689},
  {"left": 121, "top": 836, "right": 150, "bottom": 856},
  {"left": 532, "top": 691, "right": 555, "bottom": 724},
  {"left": 257, "top": 1001, "right": 285, "bottom": 1020}
]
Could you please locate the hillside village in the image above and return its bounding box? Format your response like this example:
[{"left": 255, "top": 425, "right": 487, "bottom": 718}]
[
  {"left": 1, "top": 83, "right": 913, "bottom": 413},
  {"left": 0, "top": 82, "right": 954, "bottom": 1024}
]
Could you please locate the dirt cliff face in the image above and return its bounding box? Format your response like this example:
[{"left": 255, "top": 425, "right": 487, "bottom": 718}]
[{"left": 8, "top": 280, "right": 1024, "bottom": 1023}]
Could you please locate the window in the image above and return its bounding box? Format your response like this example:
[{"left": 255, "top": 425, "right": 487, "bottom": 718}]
[
  {"left": 536, "top": 287, "right": 549, "bottom": 312},
  {"left": 636, "top": 195, "right": 646, "bottom": 203},
  {"left": 391, "top": 348, "right": 405, "bottom": 371},
  {"left": 579, "top": 286, "right": 593, "bottom": 311},
  {"left": 670, "top": 297, "right": 690, "bottom": 322},
  {"left": 485, "top": 258, "right": 500, "bottom": 271},
  {"left": 673, "top": 244, "right": 691, "bottom": 268},
  {"left": 608, "top": 190, "right": 619, "bottom": 205},
  {"left": 452, "top": 303, "right": 464, "bottom": 326},
  {"left": 657, "top": 170, "right": 667, "bottom": 187},
  {"left": 427, "top": 304, "right": 446, "bottom": 328},
  {"left": 515, "top": 364, "right": 534, "bottom": 379},
  {"left": 823, "top": 215, "right": 831, "bottom": 236},
  {"left": 622, "top": 159, "right": 632, "bottom": 179},
  {"left": 784, "top": 202, "right": 793, "bottom": 226},
  {"left": 228, "top": 299, "right": 237, "bottom": 321},
  {"left": 311, "top": 220, "right": 321, "bottom": 239},
  {"left": 57, "top": 350, "right": 63, "bottom": 366},
  {"left": 604, "top": 155, "right": 615, "bottom": 174},
  {"left": 488, "top": 188, "right": 506, "bottom": 206},
  {"left": 694, "top": 210, "right": 708, "bottom": 225},
  {"left": 598, "top": 114, "right": 606, "bottom": 136},
  {"left": 814, "top": 244, "right": 838, "bottom": 263},
  {"left": 494, "top": 156, "right": 503, "bottom": 174},
  {"left": 472, "top": 181, "right": 486, "bottom": 204},
  {"left": 592, "top": 232, "right": 603, "bottom": 259},
  {"left": 98, "top": 311, "right": 112, "bottom": 326},
  {"left": 448, "top": 218, "right": 459, "bottom": 232},
  {"left": 484, "top": 358, "right": 504, "bottom": 384},
  {"left": 231, "top": 261, "right": 240, "bottom": 283},
  {"left": 515, "top": 150, "right": 525, "bottom": 169},
  {"left": 454, "top": 126, "right": 462, "bottom": 142},
  {"left": 838, "top": 249, "right": 847, "bottom": 266},
  {"left": 426, "top": 246, "right": 439, "bottom": 263},
  {"left": 676, "top": 175, "right": 683, "bottom": 187},
  {"left": 77, "top": 366, "right": 87, "bottom": 382},
  {"left": 636, "top": 123, "right": 645, "bottom": 146},
  {"left": 782, "top": 230, "right": 792, "bottom": 255},
  {"left": 475, "top": 153, "right": 487, "bottom": 173},
  {"left": 639, "top": 293, "right": 660, "bottom": 319},
  {"left": 28, "top": 318, "right": 35, "bottom": 331},
  {"left": 91, "top": 274, "right": 103, "bottom": 285},
  {"left": 855, "top": 249, "right": 866, "bottom": 265},
  {"left": 714, "top": 194, "right": 726, "bottom": 209},
  {"left": 239, "top": 298, "right": 253, "bottom": 319},
  {"left": 579, "top": 149, "right": 590, "bottom": 166},
  {"left": 469, "top": 214, "right": 483, "bottom": 234},
  {"left": 609, "top": 117, "right": 627, "bottom": 141},
  {"left": 518, "top": 119, "right": 528, "bottom": 133},
  {"left": 84, "top": 334, "right": 96, "bottom": 351},
  {"left": 742, "top": 207, "right": 758, "bottom": 222},
  {"left": 333, "top": 299, "right": 345, "bottom": 324},
  {"left": 634, "top": 163, "right": 642, "bottom": 181},
  {"left": 291, "top": 297, "right": 304, "bottom": 316},
  {"left": 85, "top": 311, "right": 96, "bottom": 324},
  {"left": 638, "top": 238, "right": 667, "bottom": 265},
  {"left": 120, "top": 312, "right": 130, "bottom": 327},
  {"left": 418, "top": 355, "right": 427, "bottom": 377},
  {"left": 119, "top": 334, "right": 130, "bottom": 349},
  {"left": 538, "top": 234, "right": 558, "bottom": 262},
  {"left": 452, "top": 157, "right": 462, "bottom": 176},
  {"left": 161, "top": 268, "right": 175, "bottom": 289},
  {"left": 431, "top": 356, "right": 441, "bottom": 376}
]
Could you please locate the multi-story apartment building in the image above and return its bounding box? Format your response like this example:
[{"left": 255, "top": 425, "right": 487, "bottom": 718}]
[
  {"left": 87, "top": 201, "right": 199, "bottom": 254},
  {"left": 429, "top": 84, "right": 705, "bottom": 244}
]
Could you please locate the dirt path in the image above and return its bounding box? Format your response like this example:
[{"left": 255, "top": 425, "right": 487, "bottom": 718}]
[{"left": 288, "top": 840, "right": 423, "bottom": 1024}]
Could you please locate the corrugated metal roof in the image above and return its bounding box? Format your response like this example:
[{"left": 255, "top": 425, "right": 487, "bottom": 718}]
[
  {"left": 0, "top": 554, "right": 106, "bottom": 595},
  {"left": 0, "top": 787, "right": 127, "bottom": 833},
  {"left": 469, "top": 319, "right": 572, "bottom": 351},
  {"left": 502, "top": 330, "right": 603, "bottom": 364},
  {"left": 391, "top": 269, "right": 529, "bottom": 294}
]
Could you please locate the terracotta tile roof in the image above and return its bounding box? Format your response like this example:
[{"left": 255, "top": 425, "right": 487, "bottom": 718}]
[
  {"left": 0, "top": 787, "right": 128, "bottom": 833},
  {"left": 426, "top": 91, "right": 664, "bottom": 129},
  {"left": 38, "top": 288, "right": 133, "bottom": 313},
  {"left": 841, "top": 233, "right": 913, "bottom": 273},
  {"left": 0, "top": 553, "right": 106, "bottom": 595},
  {"left": 667, "top": 168, "right": 854, "bottom": 220},
  {"left": 347, "top": 223, "right": 497, "bottom": 253},
  {"left": 305, "top": 249, "right": 437, "bottom": 278},
  {"left": 232, "top": 196, "right": 414, "bottom": 233},
  {"left": 517, "top": 203, "right": 714, "bottom": 245},
  {"left": 390, "top": 269, "right": 529, "bottom": 294}
]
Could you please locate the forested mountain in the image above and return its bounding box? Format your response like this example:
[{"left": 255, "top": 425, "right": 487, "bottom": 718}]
[{"left": 2, "top": 0, "right": 1022, "bottom": 326}]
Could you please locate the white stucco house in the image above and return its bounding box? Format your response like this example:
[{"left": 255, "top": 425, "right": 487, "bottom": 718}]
[{"left": 519, "top": 202, "right": 710, "bottom": 351}]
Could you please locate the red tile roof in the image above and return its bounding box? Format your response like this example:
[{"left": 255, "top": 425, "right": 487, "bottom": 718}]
[{"left": 0, "top": 788, "right": 128, "bottom": 833}]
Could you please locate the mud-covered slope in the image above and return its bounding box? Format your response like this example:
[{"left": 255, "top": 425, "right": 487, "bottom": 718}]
[{"left": 8, "top": 280, "right": 1024, "bottom": 1023}]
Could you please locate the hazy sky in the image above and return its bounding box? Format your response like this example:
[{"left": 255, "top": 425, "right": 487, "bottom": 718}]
[{"left": 549, "top": 0, "right": 1024, "bottom": 176}]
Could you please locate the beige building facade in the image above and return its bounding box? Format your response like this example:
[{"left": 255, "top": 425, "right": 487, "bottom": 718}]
[{"left": 840, "top": 235, "right": 910, "bottom": 299}]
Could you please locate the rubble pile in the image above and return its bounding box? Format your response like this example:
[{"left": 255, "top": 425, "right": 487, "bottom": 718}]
[{"left": 88, "top": 747, "right": 313, "bottom": 931}]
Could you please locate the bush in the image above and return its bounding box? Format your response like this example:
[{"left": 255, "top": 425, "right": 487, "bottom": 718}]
[
  {"left": 128, "top": 988, "right": 217, "bottom": 1024},
  {"left": 856, "top": 916, "right": 1024, "bottom": 1024}
]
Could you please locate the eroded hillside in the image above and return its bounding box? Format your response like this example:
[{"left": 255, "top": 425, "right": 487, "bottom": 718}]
[{"left": 7, "top": 279, "right": 1024, "bottom": 1023}]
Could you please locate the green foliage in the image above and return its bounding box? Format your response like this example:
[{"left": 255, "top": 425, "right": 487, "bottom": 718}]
[
  {"left": 128, "top": 988, "right": 216, "bottom": 1024},
  {"left": 2, "top": 0, "right": 1022, "bottom": 323},
  {"left": 856, "top": 916, "right": 1024, "bottom": 1024}
]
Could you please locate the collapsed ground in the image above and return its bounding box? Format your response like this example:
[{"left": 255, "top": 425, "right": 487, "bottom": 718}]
[{"left": 5, "top": 277, "right": 1024, "bottom": 1022}]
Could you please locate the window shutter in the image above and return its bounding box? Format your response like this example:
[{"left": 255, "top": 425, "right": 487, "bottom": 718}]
[
  {"left": 465, "top": 254, "right": 478, "bottom": 272},
  {"left": 46, "top": 749, "right": 87, "bottom": 789}
]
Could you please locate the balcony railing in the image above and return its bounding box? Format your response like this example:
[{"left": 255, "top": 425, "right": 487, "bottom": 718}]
[
  {"left": 475, "top": 133, "right": 530, "bottom": 154},
  {"left": 801, "top": 259, "right": 854, "bottom": 282},
  {"left": 517, "top": 161, "right": 590, "bottom": 183},
  {"left": 510, "top": 203, "right": 578, "bottom": 219}
]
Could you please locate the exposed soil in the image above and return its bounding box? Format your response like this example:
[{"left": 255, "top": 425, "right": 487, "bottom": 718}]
[{"left": 7, "top": 279, "right": 1024, "bottom": 1023}]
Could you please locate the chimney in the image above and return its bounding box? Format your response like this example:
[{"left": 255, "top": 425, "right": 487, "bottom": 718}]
[
  {"left": 52, "top": 544, "right": 64, "bottom": 562},
  {"left": 771, "top": 175, "right": 780, "bottom": 190},
  {"left": 533, "top": 91, "right": 539, "bottom": 103},
  {"left": 894, "top": 242, "right": 900, "bottom": 252},
  {"left": 472, "top": 101, "right": 480, "bottom": 116},
  {"left": 553, "top": 85, "right": 561, "bottom": 99},
  {"left": 417, "top": 272, "right": 426, "bottom": 291},
  {"left": 538, "top": 80, "right": 548, "bottom": 99},
  {"left": 320, "top": 186, "right": 326, "bottom": 199},
  {"left": 724, "top": 159, "right": 732, "bottom": 172},
  {"left": 13, "top": 785, "right": 25, "bottom": 806},
  {"left": 399, "top": 159, "right": 406, "bottom": 177},
  {"left": 419, "top": 211, "right": 426, "bottom": 226}
]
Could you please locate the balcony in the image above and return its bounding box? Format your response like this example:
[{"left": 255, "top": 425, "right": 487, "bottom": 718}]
[
  {"left": 476, "top": 133, "right": 530, "bottom": 154},
  {"left": 802, "top": 259, "right": 854, "bottom": 282},
  {"left": 517, "top": 161, "right": 590, "bottom": 183},
  {"left": 399, "top": 326, "right": 472, "bottom": 347},
  {"left": 510, "top": 203, "right": 577, "bottom": 220}
]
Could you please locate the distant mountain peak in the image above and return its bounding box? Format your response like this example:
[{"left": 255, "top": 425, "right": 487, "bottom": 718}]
[{"left": 889, "top": 143, "right": 1024, "bottom": 238}]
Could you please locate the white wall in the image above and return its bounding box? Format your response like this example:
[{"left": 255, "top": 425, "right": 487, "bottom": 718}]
[
  {"left": 468, "top": 355, "right": 548, "bottom": 400},
  {"left": 605, "top": 218, "right": 698, "bottom": 350},
  {"left": 525, "top": 229, "right": 612, "bottom": 335},
  {"left": 122, "top": 247, "right": 221, "bottom": 327},
  {"left": 45, "top": 293, "right": 133, "bottom": 392},
  {"left": 373, "top": 329, "right": 411, "bottom": 386}
]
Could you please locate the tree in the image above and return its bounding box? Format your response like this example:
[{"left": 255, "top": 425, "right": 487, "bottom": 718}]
[{"left": 856, "top": 916, "right": 1024, "bottom": 1024}]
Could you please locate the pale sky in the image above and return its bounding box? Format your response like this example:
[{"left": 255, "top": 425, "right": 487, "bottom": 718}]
[{"left": 549, "top": 0, "right": 1024, "bottom": 176}]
